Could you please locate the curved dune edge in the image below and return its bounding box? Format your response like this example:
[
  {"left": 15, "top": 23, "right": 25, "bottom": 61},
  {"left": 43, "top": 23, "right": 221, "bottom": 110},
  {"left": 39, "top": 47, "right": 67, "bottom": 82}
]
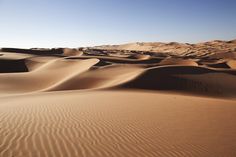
[
  {"left": 0, "top": 90, "right": 236, "bottom": 157},
  {"left": 0, "top": 58, "right": 99, "bottom": 95},
  {"left": 24, "top": 56, "right": 61, "bottom": 71},
  {"left": 0, "top": 52, "right": 34, "bottom": 60},
  {"left": 67, "top": 55, "right": 162, "bottom": 64},
  {"left": 119, "top": 66, "right": 236, "bottom": 97},
  {"left": 0, "top": 52, "right": 35, "bottom": 73},
  {"left": 47, "top": 65, "right": 144, "bottom": 91}
]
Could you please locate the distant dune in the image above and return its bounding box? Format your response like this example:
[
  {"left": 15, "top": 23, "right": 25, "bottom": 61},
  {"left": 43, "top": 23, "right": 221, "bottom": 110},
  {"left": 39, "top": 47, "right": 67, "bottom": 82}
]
[
  {"left": 95, "top": 39, "right": 236, "bottom": 57},
  {"left": 0, "top": 39, "right": 236, "bottom": 157}
]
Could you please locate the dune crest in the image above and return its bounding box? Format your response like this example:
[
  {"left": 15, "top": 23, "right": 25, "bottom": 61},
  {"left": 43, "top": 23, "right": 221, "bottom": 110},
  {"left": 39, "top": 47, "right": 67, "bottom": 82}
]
[
  {"left": 47, "top": 65, "right": 144, "bottom": 91},
  {"left": 0, "top": 58, "right": 99, "bottom": 95}
]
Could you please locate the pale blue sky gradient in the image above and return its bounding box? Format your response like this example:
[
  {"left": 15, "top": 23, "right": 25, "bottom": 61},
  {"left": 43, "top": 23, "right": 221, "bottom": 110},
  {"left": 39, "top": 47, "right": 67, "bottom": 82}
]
[{"left": 0, "top": 0, "right": 236, "bottom": 48}]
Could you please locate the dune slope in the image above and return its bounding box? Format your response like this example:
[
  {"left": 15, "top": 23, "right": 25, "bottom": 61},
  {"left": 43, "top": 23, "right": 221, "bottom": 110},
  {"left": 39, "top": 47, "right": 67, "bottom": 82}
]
[
  {"left": 0, "top": 91, "right": 236, "bottom": 157},
  {"left": 0, "top": 58, "right": 98, "bottom": 95}
]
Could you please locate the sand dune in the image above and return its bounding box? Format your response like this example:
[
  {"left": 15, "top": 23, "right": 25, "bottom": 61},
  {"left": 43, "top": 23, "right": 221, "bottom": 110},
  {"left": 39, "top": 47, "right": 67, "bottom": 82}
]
[
  {"left": 47, "top": 65, "right": 144, "bottom": 91},
  {"left": 47, "top": 64, "right": 236, "bottom": 98},
  {"left": 0, "top": 52, "right": 34, "bottom": 73},
  {"left": 96, "top": 39, "right": 236, "bottom": 57},
  {"left": 24, "top": 56, "right": 61, "bottom": 71},
  {"left": 0, "top": 39, "right": 236, "bottom": 157},
  {"left": 1, "top": 40, "right": 236, "bottom": 97},
  {"left": 119, "top": 66, "right": 236, "bottom": 97},
  {"left": 0, "top": 58, "right": 98, "bottom": 95}
]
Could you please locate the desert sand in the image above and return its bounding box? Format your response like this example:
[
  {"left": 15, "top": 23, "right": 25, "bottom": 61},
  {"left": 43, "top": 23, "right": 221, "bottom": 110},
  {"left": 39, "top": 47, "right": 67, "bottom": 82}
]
[{"left": 0, "top": 39, "right": 236, "bottom": 157}]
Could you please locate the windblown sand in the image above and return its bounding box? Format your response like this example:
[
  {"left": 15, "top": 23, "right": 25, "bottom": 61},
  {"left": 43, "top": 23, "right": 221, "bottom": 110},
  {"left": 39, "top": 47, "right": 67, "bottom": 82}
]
[{"left": 0, "top": 39, "right": 236, "bottom": 157}]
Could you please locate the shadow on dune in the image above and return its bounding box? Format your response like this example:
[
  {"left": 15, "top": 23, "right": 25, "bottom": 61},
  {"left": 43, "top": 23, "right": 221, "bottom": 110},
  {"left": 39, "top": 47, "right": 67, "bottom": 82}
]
[
  {"left": 118, "top": 66, "right": 236, "bottom": 98},
  {"left": 0, "top": 59, "right": 28, "bottom": 73}
]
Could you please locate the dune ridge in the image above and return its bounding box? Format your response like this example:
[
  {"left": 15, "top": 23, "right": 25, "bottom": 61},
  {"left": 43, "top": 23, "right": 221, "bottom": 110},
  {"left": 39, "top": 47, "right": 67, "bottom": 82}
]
[{"left": 0, "top": 58, "right": 98, "bottom": 95}]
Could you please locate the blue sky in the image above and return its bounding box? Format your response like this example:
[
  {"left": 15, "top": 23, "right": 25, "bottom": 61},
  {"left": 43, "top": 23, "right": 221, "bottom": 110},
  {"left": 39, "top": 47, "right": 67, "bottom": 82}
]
[{"left": 0, "top": 0, "right": 236, "bottom": 48}]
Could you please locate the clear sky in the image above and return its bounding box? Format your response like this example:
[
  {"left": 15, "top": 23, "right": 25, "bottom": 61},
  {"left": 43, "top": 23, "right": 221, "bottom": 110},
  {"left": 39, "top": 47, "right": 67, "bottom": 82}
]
[{"left": 0, "top": 0, "right": 236, "bottom": 48}]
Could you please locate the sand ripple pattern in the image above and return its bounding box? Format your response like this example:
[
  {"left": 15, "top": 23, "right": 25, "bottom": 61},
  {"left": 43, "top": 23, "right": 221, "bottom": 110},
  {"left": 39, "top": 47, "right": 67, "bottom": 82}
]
[{"left": 0, "top": 91, "right": 236, "bottom": 157}]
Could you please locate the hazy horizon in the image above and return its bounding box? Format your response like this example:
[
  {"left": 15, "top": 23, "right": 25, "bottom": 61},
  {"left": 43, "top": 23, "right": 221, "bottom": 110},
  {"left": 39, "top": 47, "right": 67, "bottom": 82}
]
[{"left": 0, "top": 0, "right": 236, "bottom": 48}]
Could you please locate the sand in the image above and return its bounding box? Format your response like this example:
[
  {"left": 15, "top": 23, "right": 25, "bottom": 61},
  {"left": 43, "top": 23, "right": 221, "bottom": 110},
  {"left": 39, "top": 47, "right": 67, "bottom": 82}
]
[
  {"left": 1, "top": 91, "right": 236, "bottom": 157},
  {"left": 0, "top": 39, "right": 236, "bottom": 157}
]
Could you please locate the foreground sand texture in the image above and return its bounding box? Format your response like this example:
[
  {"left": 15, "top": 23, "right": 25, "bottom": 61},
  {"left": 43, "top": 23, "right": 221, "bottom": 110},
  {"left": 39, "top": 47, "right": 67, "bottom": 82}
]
[
  {"left": 1, "top": 91, "right": 236, "bottom": 157},
  {"left": 0, "top": 39, "right": 236, "bottom": 157}
]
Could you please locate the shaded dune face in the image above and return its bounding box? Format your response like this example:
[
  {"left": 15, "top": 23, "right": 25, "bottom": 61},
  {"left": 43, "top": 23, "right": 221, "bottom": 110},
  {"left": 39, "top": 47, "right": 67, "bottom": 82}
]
[
  {"left": 120, "top": 66, "right": 236, "bottom": 97},
  {"left": 0, "top": 52, "right": 34, "bottom": 73},
  {"left": 0, "top": 59, "right": 28, "bottom": 73}
]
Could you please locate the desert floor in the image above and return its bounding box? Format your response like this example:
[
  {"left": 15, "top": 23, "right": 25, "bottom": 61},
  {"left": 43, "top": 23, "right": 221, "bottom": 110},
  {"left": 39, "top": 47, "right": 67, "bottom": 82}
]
[{"left": 0, "top": 40, "right": 236, "bottom": 157}]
